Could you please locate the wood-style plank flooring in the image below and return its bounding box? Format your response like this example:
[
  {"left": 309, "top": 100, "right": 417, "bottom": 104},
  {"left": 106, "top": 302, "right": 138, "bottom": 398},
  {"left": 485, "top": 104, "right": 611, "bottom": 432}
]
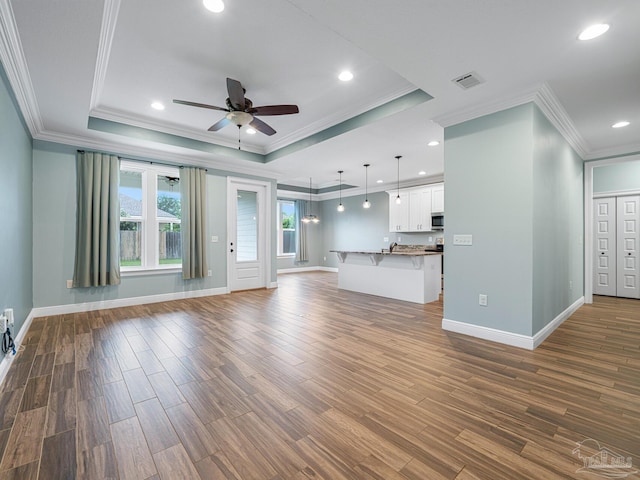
[{"left": 0, "top": 272, "right": 638, "bottom": 479}]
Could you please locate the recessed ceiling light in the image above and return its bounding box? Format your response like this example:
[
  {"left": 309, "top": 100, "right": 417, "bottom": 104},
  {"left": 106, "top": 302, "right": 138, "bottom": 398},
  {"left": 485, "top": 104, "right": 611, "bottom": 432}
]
[
  {"left": 151, "top": 102, "right": 165, "bottom": 111},
  {"left": 418, "top": 171, "right": 426, "bottom": 176},
  {"left": 338, "top": 71, "right": 354, "bottom": 82},
  {"left": 246, "top": 127, "right": 257, "bottom": 135},
  {"left": 427, "top": 140, "right": 440, "bottom": 147},
  {"left": 612, "top": 121, "right": 630, "bottom": 128},
  {"left": 376, "top": 179, "right": 383, "bottom": 184},
  {"left": 578, "top": 23, "right": 609, "bottom": 41},
  {"left": 203, "top": 0, "right": 224, "bottom": 13}
]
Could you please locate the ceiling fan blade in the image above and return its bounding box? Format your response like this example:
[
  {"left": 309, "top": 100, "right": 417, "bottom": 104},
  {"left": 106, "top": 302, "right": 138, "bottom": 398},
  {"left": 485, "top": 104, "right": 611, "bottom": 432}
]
[
  {"left": 249, "top": 117, "right": 276, "bottom": 136},
  {"left": 208, "top": 117, "right": 231, "bottom": 132},
  {"left": 249, "top": 105, "right": 299, "bottom": 116},
  {"left": 173, "top": 99, "right": 228, "bottom": 111},
  {"left": 226, "top": 78, "right": 245, "bottom": 110}
]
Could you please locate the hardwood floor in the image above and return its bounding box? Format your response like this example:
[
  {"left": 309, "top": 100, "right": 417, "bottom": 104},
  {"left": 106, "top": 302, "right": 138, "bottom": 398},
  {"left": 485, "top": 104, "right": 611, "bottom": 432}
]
[{"left": 0, "top": 271, "right": 638, "bottom": 479}]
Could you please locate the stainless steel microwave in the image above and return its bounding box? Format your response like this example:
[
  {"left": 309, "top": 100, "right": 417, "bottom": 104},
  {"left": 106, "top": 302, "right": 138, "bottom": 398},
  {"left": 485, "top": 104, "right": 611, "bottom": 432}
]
[{"left": 431, "top": 213, "right": 444, "bottom": 230}]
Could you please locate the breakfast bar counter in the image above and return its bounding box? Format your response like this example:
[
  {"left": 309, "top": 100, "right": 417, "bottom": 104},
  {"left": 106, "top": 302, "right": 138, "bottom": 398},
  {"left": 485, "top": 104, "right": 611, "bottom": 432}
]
[{"left": 330, "top": 248, "right": 442, "bottom": 304}]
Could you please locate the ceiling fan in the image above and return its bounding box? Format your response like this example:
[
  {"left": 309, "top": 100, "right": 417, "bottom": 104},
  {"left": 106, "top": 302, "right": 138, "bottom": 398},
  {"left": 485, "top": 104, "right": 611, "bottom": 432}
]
[{"left": 173, "top": 78, "right": 299, "bottom": 136}]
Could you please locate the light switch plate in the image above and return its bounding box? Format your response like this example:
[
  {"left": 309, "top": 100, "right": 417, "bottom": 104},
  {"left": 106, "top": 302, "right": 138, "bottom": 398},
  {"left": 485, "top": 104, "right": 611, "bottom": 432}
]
[{"left": 453, "top": 234, "right": 473, "bottom": 246}]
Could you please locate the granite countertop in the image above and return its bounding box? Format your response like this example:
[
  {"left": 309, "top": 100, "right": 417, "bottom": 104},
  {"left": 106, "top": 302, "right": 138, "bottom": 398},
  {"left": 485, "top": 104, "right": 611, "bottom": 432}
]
[{"left": 329, "top": 249, "right": 442, "bottom": 256}]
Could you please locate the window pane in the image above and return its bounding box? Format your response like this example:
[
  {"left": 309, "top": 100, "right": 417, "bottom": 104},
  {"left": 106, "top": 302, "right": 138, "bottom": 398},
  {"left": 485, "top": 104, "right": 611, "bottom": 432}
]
[
  {"left": 120, "top": 171, "right": 143, "bottom": 267},
  {"left": 120, "top": 221, "right": 142, "bottom": 266},
  {"left": 157, "top": 176, "right": 181, "bottom": 264},
  {"left": 237, "top": 190, "right": 257, "bottom": 262},
  {"left": 278, "top": 200, "right": 296, "bottom": 256}
]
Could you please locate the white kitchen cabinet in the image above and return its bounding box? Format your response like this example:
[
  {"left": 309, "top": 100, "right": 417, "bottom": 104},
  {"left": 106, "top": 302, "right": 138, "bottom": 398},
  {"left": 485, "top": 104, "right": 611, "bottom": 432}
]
[
  {"left": 388, "top": 185, "right": 438, "bottom": 232},
  {"left": 409, "top": 188, "right": 432, "bottom": 231},
  {"left": 431, "top": 184, "right": 444, "bottom": 213},
  {"left": 388, "top": 191, "right": 410, "bottom": 232}
]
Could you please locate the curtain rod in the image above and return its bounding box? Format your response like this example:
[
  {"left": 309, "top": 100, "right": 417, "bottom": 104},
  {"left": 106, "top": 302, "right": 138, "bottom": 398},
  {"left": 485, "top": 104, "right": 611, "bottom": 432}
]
[{"left": 77, "top": 150, "right": 207, "bottom": 172}]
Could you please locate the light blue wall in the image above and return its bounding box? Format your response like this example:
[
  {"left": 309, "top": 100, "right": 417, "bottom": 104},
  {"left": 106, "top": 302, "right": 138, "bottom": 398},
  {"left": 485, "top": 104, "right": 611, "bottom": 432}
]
[
  {"left": 318, "top": 191, "right": 444, "bottom": 269},
  {"left": 0, "top": 61, "right": 33, "bottom": 335},
  {"left": 532, "top": 106, "right": 583, "bottom": 335},
  {"left": 32, "top": 142, "right": 277, "bottom": 308},
  {"left": 593, "top": 160, "right": 640, "bottom": 193},
  {"left": 444, "top": 105, "right": 534, "bottom": 336}
]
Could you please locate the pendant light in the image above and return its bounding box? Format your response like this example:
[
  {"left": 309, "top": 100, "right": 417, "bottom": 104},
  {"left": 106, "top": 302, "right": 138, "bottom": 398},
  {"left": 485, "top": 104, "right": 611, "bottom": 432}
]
[
  {"left": 302, "top": 177, "right": 319, "bottom": 224},
  {"left": 395, "top": 155, "right": 402, "bottom": 204},
  {"left": 337, "top": 170, "right": 345, "bottom": 212},
  {"left": 362, "top": 164, "right": 371, "bottom": 209}
]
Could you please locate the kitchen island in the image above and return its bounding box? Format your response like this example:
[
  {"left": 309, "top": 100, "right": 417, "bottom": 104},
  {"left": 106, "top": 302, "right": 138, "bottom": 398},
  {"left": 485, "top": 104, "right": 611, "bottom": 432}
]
[{"left": 330, "top": 248, "right": 442, "bottom": 304}]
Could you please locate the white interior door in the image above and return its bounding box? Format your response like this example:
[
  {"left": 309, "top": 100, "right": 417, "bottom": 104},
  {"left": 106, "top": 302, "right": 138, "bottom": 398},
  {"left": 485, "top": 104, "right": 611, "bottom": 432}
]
[
  {"left": 228, "top": 179, "right": 269, "bottom": 291},
  {"left": 616, "top": 195, "right": 640, "bottom": 298},
  {"left": 593, "top": 197, "right": 616, "bottom": 296}
]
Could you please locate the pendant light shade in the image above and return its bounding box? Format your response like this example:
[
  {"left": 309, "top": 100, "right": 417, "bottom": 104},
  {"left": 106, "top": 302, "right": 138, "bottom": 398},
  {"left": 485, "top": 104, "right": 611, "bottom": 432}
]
[
  {"left": 362, "top": 164, "right": 371, "bottom": 209},
  {"left": 395, "top": 155, "right": 402, "bottom": 205},
  {"left": 337, "top": 170, "right": 345, "bottom": 212},
  {"left": 302, "top": 177, "right": 319, "bottom": 224}
]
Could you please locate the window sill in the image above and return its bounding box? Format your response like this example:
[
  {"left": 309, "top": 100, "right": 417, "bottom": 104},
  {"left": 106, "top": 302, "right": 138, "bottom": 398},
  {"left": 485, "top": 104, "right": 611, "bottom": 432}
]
[
  {"left": 121, "top": 266, "right": 182, "bottom": 277},
  {"left": 277, "top": 254, "right": 296, "bottom": 259}
]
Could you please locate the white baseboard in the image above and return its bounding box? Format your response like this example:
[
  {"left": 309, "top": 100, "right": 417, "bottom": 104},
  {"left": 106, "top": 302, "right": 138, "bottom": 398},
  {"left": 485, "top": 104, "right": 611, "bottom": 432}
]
[
  {"left": 0, "top": 309, "right": 36, "bottom": 386},
  {"left": 442, "top": 296, "right": 585, "bottom": 350},
  {"left": 30, "top": 287, "right": 229, "bottom": 318},
  {"left": 442, "top": 318, "right": 535, "bottom": 349},
  {"left": 277, "top": 266, "right": 338, "bottom": 274},
  {"left": 532, "top": 296, "right": 584, "bottom": 348}
]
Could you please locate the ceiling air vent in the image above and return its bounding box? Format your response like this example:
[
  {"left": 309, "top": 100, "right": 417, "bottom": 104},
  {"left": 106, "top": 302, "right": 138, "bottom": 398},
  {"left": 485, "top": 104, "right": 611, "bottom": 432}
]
[{"left": 452, "top": 71, "right": 484, "bottom": 90}]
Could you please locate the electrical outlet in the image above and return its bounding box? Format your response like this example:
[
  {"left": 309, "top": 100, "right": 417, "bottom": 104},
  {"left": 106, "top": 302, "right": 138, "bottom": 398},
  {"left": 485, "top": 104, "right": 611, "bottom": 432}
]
[
  {"left": 208, "top": 270, "right": 212, "bottom": 277},
  {"left": 323, "top": 256, "right": 327, "bottom": 261},
  {"left": 398, "top": 236, "right": 401, "bottom": 243},
  {"left": 383, "top": 237, "right": 389, "bottom": 243},
  {"left": 479, "top": 294, "right": 488, "bottom": 306},
  {"left": 66, "top": 280, "right": 73, "bottom": 289},
  {"left": 569, "top": 280, "right": 573, "bottom": 290},
  {"left": 211, "top": 236, "right": 219, "bottom": 242}
]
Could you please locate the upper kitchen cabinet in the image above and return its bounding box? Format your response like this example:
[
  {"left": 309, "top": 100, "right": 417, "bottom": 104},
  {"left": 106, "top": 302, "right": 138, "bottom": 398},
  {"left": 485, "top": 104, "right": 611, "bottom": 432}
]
[
  {"left": 432, "top": 184, "right": 444, "bottom": 213},
  {"left": 409, "top": 188, "right": 432, "bottom": 232},
  {"left": 387, "top": 183, "right": 443, "bottom": 232},
  {"left": 389, "top": 191, "right": 410, "bottom": 232}
]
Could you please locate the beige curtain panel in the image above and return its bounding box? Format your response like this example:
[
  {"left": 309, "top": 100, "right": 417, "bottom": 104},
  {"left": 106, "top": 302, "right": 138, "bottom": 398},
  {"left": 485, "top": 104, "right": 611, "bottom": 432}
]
[
  {"left": 181, "top": 167, "right": 208, "bottom": 279},
  {"left": 73, "top": 151, "right": 121, "bottom": 287},
  {"left": 295, "top": 200, "right": 308, "bottom": 263}
]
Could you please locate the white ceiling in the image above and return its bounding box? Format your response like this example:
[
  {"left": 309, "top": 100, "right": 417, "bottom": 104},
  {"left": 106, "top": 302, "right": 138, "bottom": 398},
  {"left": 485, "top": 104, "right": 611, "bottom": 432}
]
[{"left": 1, "top": 0, "right": 639, "bottom": 193}]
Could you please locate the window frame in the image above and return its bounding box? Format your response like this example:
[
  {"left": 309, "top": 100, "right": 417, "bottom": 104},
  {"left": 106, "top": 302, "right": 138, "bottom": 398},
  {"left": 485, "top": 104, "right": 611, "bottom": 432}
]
[
  {"left": 277, "top": 199, "right": 296, "bottom": 258},
  {"left": 120, "top": 160, "right": 182, "bottom": 275}
]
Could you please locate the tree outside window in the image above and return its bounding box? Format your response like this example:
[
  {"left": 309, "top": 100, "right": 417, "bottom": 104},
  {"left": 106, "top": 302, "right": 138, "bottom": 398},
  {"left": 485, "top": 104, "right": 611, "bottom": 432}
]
[{"left": 278, "top": 200, "right": 296, "bottom": 256}]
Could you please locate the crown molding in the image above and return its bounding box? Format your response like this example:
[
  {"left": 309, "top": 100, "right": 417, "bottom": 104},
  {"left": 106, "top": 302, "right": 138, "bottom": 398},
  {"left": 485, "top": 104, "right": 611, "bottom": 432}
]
[
  {"left": 433, "top": 82, "right": 590, "bottom": 160},
  {"left": 90, "top": 106, "right": 265, "bottom": 154},
  {"left": 0, "top": 0, "right": 44, "bottom": 135},
  {"left": 533, "top": 83, "right": 589, "bottom": 159},
  {"left": 33, "top": 129, "right": 282, "bottom": 180},
  {"left": 89, "top": 0, "right": 121, "bottom": 110},
  {"left": 432, "top": 84, "right": 539, "bottom": 128},
  {"left": 583, "top": 143, "right": 640, "bottom": 161}
]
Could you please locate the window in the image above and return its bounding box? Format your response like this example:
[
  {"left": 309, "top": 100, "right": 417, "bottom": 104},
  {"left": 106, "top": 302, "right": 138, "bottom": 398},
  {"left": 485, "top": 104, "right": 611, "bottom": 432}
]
[
  {"left": 119, "top": 161, "right": 181, "bottom": 271},
  {"left": 277, "top": 200, "right": 296, "bottom": 256}
]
